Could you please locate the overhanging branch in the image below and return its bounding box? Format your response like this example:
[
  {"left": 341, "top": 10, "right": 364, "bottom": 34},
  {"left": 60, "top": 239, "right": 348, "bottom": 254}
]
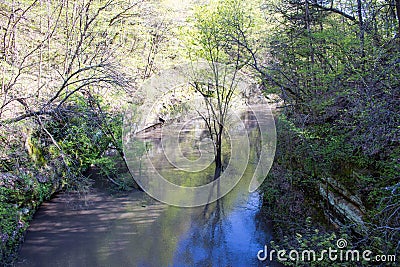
[{"left": 308, "top": 0, "right": 358, "bottom": 22}]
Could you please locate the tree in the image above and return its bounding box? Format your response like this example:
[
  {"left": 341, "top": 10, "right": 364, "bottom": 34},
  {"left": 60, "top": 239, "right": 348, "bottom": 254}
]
[
  {"left": 257, "top": 0, "right": 400, "bottom": 259},
  {"left": 187, "top": 0, "right": 256, "bottom": 179}
]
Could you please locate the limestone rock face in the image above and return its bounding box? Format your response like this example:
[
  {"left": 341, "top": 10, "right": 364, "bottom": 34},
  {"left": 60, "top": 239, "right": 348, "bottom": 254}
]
[{"left": 319, "top": 177, "right": 366, "bottom": 228}]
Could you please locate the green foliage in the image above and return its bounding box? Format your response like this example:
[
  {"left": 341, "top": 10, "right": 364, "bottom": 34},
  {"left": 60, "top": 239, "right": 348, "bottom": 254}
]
[
  {"left": 0, "top": 0, "right": 398, "bottom": 264},
  {"left": 44, "top": 95, "right": 123, "bottom": 173},
  {"left": 0, "top": 170, "right": 56, "bottom": 265},
  {"left": 271, "top": 222, "right": 355, "bottom": 267},
  {"left": 0, "top": 91, "right": 126, "bottom": 263},
  {"left": 260, "top": 0, "right": 400, "bottom": 260},
  {"left": 0, "top": 202, "right": 28, "bottom": 265},
  {"left": 184, "top": 0, "right": 258, "bottom": 65}
]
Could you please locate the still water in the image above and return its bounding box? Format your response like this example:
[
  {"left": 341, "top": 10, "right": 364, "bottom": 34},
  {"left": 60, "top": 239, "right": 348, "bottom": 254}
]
[{"left": 17, "top": 107, "right": 278, "bottom": 267}]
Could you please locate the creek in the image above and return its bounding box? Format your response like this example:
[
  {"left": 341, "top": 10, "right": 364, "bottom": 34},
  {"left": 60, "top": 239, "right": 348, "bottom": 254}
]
[{"left": 17, "top": 106, "right": 280, "bottom": 267}]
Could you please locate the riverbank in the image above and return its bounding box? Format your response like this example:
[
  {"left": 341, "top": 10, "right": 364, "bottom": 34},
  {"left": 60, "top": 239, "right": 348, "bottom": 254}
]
[
  {"left": 259, "top": 112, "right": 399, "bottom": 266},
  {"left": 0, "top": 154, "right": 67, "bottom": 265}
]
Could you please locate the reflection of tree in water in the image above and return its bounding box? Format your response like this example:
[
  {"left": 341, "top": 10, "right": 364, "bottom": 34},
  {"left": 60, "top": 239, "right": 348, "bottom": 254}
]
[
  {"left": 205, "top": 199, "right": 227, "bottom": 266},
  {"left": 182, "top": 198, "right": 229, "bottom": 266},
  {"left": 165, "top": 109, "right": 274, "bottom": 265}
]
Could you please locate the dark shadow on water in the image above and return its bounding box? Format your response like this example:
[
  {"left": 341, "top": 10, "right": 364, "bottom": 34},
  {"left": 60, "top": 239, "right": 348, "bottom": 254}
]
[{"left": 17, "top": 185, "right": 282, "bottom": 266}]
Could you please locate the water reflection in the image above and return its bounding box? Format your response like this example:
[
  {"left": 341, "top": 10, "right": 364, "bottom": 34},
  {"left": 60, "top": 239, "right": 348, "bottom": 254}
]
[{"left": 17, "top": 106, "right": 278, "bottom": 267}]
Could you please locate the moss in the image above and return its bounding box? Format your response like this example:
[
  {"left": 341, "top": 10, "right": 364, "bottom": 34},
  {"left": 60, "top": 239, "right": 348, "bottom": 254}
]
[
  {"left": 0, "top": 169, "right": 58, "bottom": 265},
  {"left": 25, "top": 134, "right": 46, "bottom": 167}
]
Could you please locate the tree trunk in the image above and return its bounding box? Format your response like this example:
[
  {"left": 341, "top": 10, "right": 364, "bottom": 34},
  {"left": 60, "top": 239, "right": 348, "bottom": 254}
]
[
  {"left": 396, "top": 0, "right": 400, "bottom": 37},
  {"left": 305, "top": 0, "right": 316, "bottom": 91},
  {"left": 305, "top": 1, "right": 315, "bottom": 65},
  {"left": 357, "top": 0, "right": 365, "bottom": 58},
  {"left": 214, "top": 125, "right": 223, "bottom": 180},
  {"left": 214, "top": 142, "right": 222, "bottom": 180}
]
